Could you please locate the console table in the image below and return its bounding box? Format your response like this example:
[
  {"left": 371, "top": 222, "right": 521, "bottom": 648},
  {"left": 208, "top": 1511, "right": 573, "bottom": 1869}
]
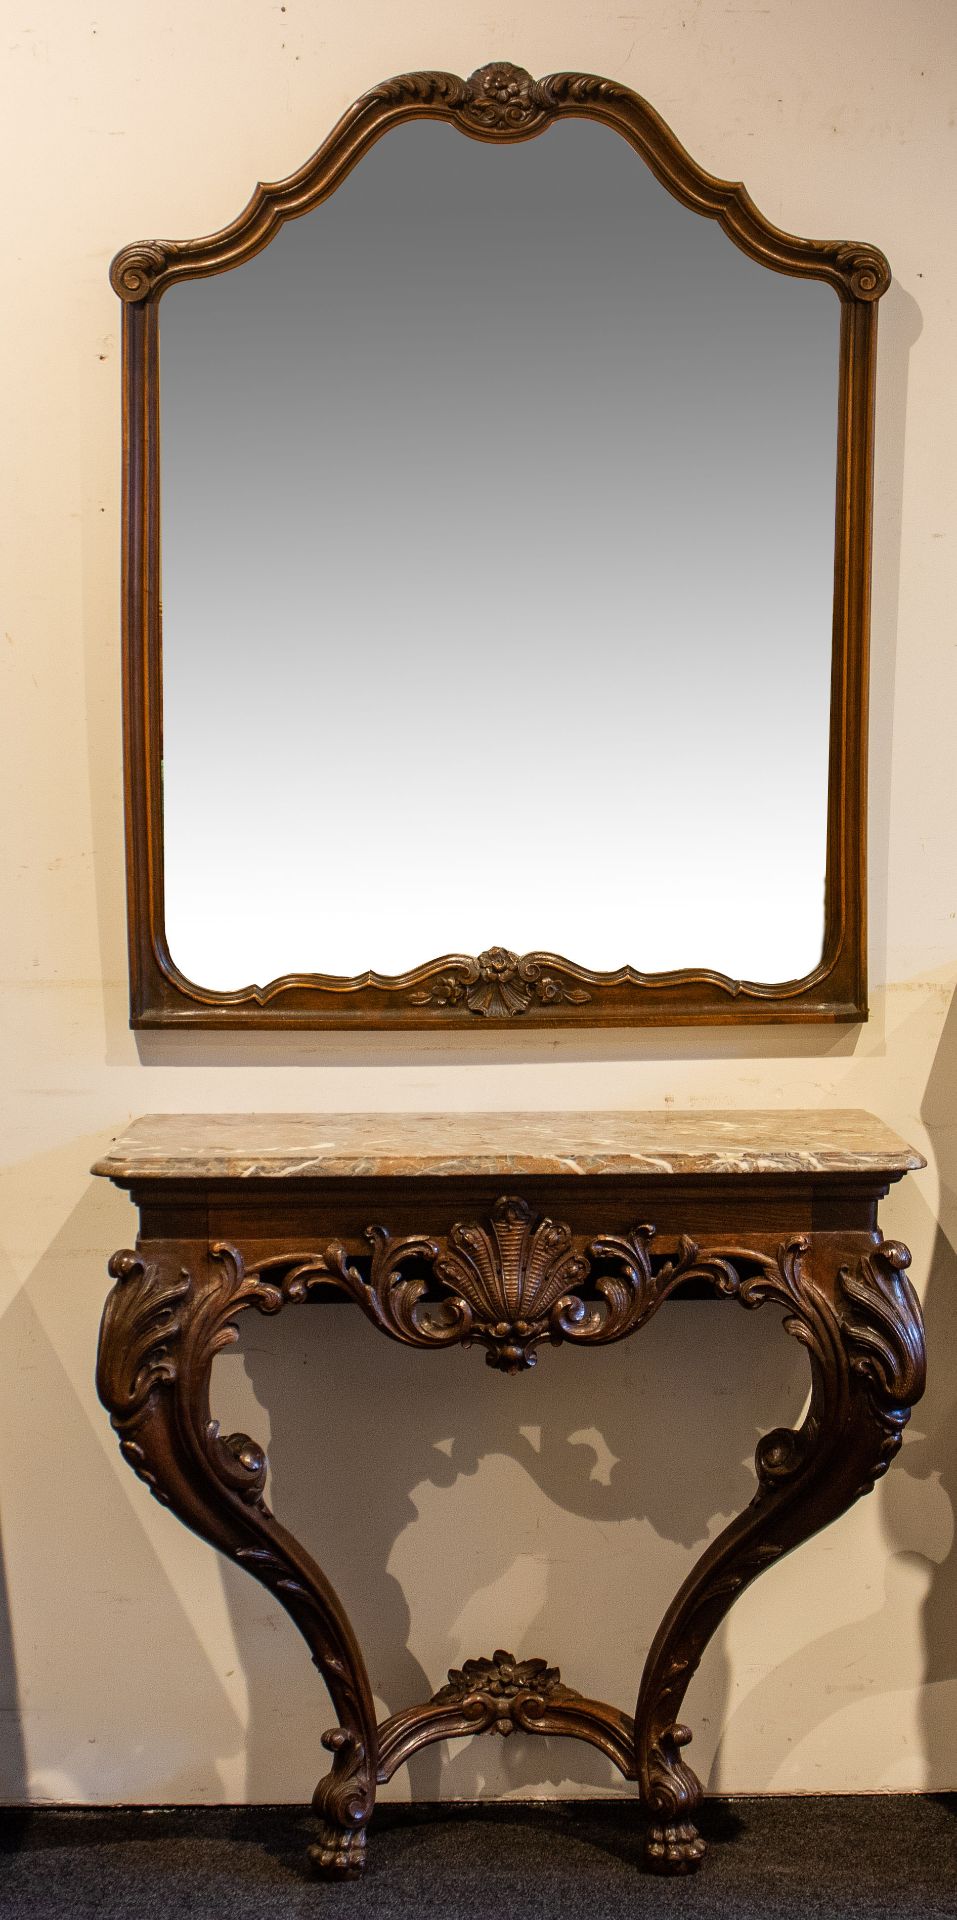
[{"left": 93, "top": 1110, "right": 926, "bottom": 1879}]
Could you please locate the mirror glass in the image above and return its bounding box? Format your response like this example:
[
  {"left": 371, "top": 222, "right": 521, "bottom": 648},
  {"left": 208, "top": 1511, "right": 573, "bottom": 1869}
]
[{"left": 159, "top": 116, "right": 840, "bottom": 991}]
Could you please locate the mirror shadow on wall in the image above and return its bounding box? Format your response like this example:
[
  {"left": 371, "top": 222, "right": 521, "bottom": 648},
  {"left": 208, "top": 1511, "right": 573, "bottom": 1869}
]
[
  {"left": 211, "top": 1298, "right": 807, "bottom": 1802},
  {"left": 914, "top": 985, "right": 957, "bottom": 1785},
  {"left": 865, "top": 282, "right": 923, "bottom": 1005}
]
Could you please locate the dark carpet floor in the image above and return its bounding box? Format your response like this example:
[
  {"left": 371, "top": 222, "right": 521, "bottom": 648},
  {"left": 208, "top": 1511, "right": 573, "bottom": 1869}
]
[{"left": 0, "top": 1798, "right": 954, "bottom": 1920}]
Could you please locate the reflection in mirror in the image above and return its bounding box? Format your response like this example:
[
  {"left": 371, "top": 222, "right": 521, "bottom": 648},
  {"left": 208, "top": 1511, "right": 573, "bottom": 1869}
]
[{"left": 159, "top": 115, "right": 840, "bottom": 993}]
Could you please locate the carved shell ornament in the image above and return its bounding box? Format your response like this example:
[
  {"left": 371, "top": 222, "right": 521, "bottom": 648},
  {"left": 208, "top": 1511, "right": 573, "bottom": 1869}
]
[{"left": 434, "top": 1199, "right": 591, "bottom": 1370}]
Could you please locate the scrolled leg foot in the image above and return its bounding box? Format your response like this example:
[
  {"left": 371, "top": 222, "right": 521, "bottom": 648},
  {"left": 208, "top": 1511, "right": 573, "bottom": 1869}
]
[
  {"left": 308, "top": 1821, "right": 368, "bottom": 1880},
  {"left": 309, "top": 1725, "right": 374, "bottom": 1880},
  {"left": 645, "top": 1819, "right": 706, "bottom": 1874},
  {"left": 641, "top": 1721, "right": 704, "bottom": 1874}
]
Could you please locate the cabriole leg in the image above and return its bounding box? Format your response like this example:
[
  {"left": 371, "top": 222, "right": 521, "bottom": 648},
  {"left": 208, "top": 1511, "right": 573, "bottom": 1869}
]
[
  {"left": 634, "top": 1234, "right": 925, "bottom": 1874},
  {"left": 96, "top": 1240, "right": 379, "bottom": 1879}
]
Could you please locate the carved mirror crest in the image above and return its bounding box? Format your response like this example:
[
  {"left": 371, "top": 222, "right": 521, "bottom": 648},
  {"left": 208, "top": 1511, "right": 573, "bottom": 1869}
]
[{"left": 113, "top": 63, "right": 888, "bottom": 1028}]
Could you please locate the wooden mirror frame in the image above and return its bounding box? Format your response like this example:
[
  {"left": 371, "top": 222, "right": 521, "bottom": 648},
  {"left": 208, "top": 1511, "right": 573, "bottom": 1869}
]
[{"left": 113, "top": 62, "right": 889, "bottom": 1031}]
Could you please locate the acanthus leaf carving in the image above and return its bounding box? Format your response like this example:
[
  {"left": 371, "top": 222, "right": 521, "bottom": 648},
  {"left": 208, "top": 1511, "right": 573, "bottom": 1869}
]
[
  {"left": 841, "top": 1239, "right": 926, "bottom": 1406},
  {"left": 839, "top": 1237, "right": 926, "bottom": 1485},
  {"left": 322, "top": 1232, "right": 473, "bottom": 1349},
  {"left": 96, "top": 1249, "right": 191, "bottom": 1422},
  {"left": 97, "top": 1242, "right": 310, "bottom": 1505},
  {"left": 554, "top": 1230, "right": 747, "bottom": 1347},
  {"left": 539, "top": 73, "right": 632, "bottom": 110},
  {"left": 370, "top": 71, "right": 468, "bottom": 110}
]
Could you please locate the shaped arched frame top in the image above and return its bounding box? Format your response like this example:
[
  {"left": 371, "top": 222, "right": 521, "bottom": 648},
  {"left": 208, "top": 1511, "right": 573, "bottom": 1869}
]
[
  {"left": 114, "top": 64, "right": 887, "bottom": 1028},
  {"left": 112, "top": 62, "right": 890, "bottom": 307}
]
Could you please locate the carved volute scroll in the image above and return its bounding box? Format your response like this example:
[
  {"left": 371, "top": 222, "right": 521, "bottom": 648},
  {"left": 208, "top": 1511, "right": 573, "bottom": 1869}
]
[{"left": 115, "top": 61, "right": 887, "bottom": 1029}]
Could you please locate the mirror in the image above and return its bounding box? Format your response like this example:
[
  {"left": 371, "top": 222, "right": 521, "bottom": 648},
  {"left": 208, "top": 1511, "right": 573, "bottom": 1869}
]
[
  {"left": 162, "top": 120, "right": 838, "bottom": 988},
  {"left": 113, "top": 65, "right": 888, "bottom": 1028}
]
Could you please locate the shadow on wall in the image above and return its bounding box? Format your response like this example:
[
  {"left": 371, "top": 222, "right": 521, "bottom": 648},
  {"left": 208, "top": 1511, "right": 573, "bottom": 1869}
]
[
  {"left": 913, "top": 981, "right": 957, "bottom": 1777},
  {"left": 867, "top": 278, "right": 923, "bottom": 997},
  {"left": 704, "top": 987, "right": 957, "bottom": 1790},
  {"left": 211, "top": 1294, "right": 806, "bottom": 1803},
  {"left": 0, "top": 1176, "right": 250, "bottom": 1803},
  {"left": 0, "top": 1523, "right": 26, "bottom": 1799}
]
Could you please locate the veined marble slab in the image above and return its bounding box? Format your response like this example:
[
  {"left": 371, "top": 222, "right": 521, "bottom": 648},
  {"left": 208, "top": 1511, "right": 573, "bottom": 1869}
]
[{"left": 92, "top": 1111, "right": 925, "bottom": 1182}]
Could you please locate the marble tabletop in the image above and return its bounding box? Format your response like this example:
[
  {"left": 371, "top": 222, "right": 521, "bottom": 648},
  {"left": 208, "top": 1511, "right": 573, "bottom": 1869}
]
[{"left": 92, "top": 1110, "right": 925, "bottom": 1182}]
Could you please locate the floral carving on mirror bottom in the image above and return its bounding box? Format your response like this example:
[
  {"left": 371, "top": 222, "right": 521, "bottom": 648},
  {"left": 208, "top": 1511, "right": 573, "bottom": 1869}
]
[
  {"left": 96, "top": 1186, "right": 925, "bottom": 1880},
  {"left": 409, "top": 948, "right": 591, "bottom": 1017}
]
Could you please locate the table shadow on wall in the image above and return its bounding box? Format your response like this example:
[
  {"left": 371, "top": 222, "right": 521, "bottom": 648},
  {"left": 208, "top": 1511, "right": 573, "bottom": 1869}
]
[
  {"left": 0, "top": 1526, "right": 25, "bottom": 1800},
  {"left": 702, "top": 988, "right": 956, "bottom": 1788},
  {"left": 213, "top": 1295, "right": 807, "bottom": 1803},
  {"left": 0, "top": 1183, "right": 251, "bottom": 1803}
]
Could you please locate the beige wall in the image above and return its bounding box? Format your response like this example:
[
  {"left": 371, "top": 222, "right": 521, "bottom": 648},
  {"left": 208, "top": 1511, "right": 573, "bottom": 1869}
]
[{"left": 2, "top": 0, "right": 955, "bottom": 1805}]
